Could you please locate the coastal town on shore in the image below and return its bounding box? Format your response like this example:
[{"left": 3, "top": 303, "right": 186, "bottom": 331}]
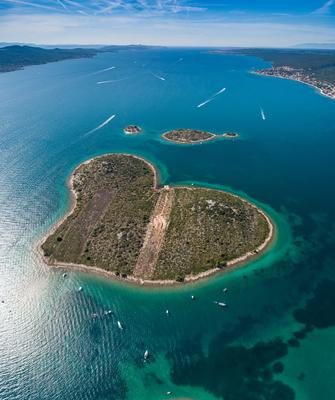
[{"left": 256, "top": 66, "right": 335, "bottom": 99}]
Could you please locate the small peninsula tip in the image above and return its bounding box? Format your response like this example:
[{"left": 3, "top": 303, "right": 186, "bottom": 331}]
[{"left": 41, "top": 154, "right": 272, "bottom": 284}]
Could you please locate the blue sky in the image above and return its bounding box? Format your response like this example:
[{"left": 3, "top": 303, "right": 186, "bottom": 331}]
[{"left": 0, "top": 0, "right": 334, "bottom": 46}]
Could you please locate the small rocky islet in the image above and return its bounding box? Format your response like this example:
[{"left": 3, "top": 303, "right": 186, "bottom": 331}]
[{"left": 123, "top": 125, "right": 142, "bottom": 134}]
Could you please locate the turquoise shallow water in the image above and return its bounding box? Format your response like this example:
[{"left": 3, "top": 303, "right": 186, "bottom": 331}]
[{"left": 1, "top": 48, "right": 335, "bottom": 400}]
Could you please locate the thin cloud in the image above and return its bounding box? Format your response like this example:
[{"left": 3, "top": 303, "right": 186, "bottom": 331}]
[
  {"left": 1, "top": 0, "right": 208, "bottom": 15},
  {"left": 62, "top": 0, "right": 85, "bottom": 7},
  {"left": 95, "top": 0, "right": 134, "bottom": 15},
  {"left": 62, "top": 0, "right": 91, "bottom": 15},
  {"left": 2, "top": 0, "right": 60, "bottom": 11},
  {"left": 170, "top": 5, "right": 207, "bottom": 13},
  {"left": 56, "top": 0, "right": 69, "bottom": 11},
  {"left": 312, "top": 0, "right": 334, "bottom": 15},
  {"left": 1, "top": 12, "right": 335, "bottom": 47}
]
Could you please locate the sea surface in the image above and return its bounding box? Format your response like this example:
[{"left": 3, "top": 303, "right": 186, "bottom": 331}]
[{"left": 1, "top": 48, "right": 335, "bottom": 400}]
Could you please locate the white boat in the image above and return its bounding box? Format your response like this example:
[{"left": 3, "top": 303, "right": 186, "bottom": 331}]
[
  {"left": 216, "top": 87, "right": 226, "bottom": 95},
  {"left": 144, "top": 350, "right": 149, "bottom": 360},
  {"left": 214, "top": 301, "right": 227, "bottom": 307},
  {"left": 166, "top": 309, "right": 170, "bottom": 315},
  {"left": 223, "top": 288, "right": 228, "bottom": 293},
  {"left": 117, "top": 321, "right": 123, "bottom": 330},
  {"left": 191, "top": 295, "right": 195, "bottom": 300},
  {"left": 78, "top": 286, "right": 83, "bottom": 292},
  {"left": 62, "top": 273, "right": 67, "bottom": 278},
  {"left": 151, "top": 72, "right": 166, "bottom": 81},
  {"left": 260, "top": 108, "right": 266, "bottom": 120}
]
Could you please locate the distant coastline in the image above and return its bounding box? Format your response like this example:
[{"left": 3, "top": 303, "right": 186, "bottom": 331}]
[
  {"left": 0, "top": 44, "right": 154, "bottom": 73},
  {"left": 211, "top": 48, "right": 335, "bottom": 101},
  {"left": 0, "top": 45, "right": 98, "bottom": 73},
  {"left": 255, "top": 67, "right": 335, "bottom": 100}
]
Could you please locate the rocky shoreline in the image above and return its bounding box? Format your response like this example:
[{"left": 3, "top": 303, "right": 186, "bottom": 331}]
[
  {"left": 162, "top": 129, "right": 240, "bottom": 144},
  {"left": 37, "top": 154, "right": 274, "bottom": 286}
]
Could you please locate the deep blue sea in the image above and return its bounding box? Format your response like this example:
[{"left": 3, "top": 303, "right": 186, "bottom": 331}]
[{"left": 1, "top": 48, "right": 335, "bottom": 400}]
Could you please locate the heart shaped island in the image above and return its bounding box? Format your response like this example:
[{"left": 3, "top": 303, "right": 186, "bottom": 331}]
[{"left": 40, "top": 154, "right": 273, "bottom": 285}]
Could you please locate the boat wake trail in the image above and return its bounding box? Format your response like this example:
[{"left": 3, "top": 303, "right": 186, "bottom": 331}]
[
  {"left": 197, "top": 87, "right": 226, "bottom": 108},
  {"left": 214, "top": 87, "right": 226, "bottom": 96},
  {"left": 83, "top": 114, "right": 116, "bottom": 137},
  {"left": 97, "top": 77, "right": 130, "bottom": 85},
  {"left": 87, "top": 66, "right": 116, "bottom": 77},
  {"left": 93, "top": 66, "right": 116, "bottom": 75},
  {"left": 97, "top": 80, "right": 116, "bottom": 85},
  {"left": 260, "top": 108, "right": 266, "bottom": 120},
  {"left": 151, "top": 72, "right": 166, "bottom": 81},
  {"left": 197, "top": 98, "right": 215, "bottom": 108}
]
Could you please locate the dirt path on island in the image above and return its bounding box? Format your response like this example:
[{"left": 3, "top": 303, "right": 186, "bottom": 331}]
[{"left": 133, "top": 188, "right": 175, "bottom": 279}]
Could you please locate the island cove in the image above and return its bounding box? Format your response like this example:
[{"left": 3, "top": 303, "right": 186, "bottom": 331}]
[
  {"left": 162, "top": 129, "right": 240, "bottom": 144},
  {"left": 39, "top": 154, "right": 273, "bottom": 286}
]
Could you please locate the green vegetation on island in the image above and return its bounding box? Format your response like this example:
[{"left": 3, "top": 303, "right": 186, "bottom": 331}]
[
  {"left": 41, "top": 154, "right": 272, "bottom": 283},
  {"left": 162, "top": 129, "right": 240, "bottom": 144},
  {"left": 154, "top": 187, "right": 270, "bottom": 280},
  {"left": 162, "top": 129, "right": 215, "bottom": 143},
  {"left": 42, "top": 155, "right": 158, "bottom": 277}
]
